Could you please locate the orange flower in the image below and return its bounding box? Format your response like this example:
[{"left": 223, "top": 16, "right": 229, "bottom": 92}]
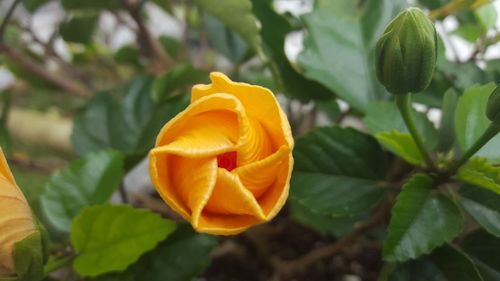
[
  {"left": 149, "top": 72, "right": 294, "bottom": 235},
  {"left": 0, "top": 149, "right": 37, "bottom": 276}
]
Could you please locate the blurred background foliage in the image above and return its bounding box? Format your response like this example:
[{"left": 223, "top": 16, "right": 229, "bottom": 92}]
[{"left": 2, "top": 0, "right": 500, "bottom": 280}]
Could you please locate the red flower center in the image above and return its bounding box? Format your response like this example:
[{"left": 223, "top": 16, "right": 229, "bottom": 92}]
[{"left": 217, "top": 151, "right": 237, "bottom": 171}]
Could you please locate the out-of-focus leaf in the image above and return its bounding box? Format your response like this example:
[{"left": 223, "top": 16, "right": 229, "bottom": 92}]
[
  {"left": 194, "top": 0, "right": 261, "bottom": 50},
  {"left": 455, "top": 84, "right": 500, "bottom": 163},
  {"left": 458, "top": 157, "right": 500, "bottom": 195},
  {"left": 454, "top": 24, "right": 483, "bottom": 42},
  {"left": 13, "top": 231, "right": 45, "bottom": 281},
  {"left": 298, "top": 0, "right": 406, "bottom": 111},
  {"left": 40, "top": 150, "right": 124, "bottom": 232},
  {"left": 22, "top": 0, "right": 50, "bottom": 12},
  {"left": 60, "top": 15, "right": 98, "bottom": 44},
  {"left": 376, "top": 131, "right": 422, "bottom": 165},
  {"left": 71, "top": 204, "right": 176, "bottom": 277},
  {"left": 71, "top": 76, "right": 188, "bottom": 167},
  {"left": 130, "top": 224, "right": 217, "bottom": 281},
  {"left": 152, "top": 64, "right": 208, "bottom": 102},
  {"left": 202, "top": 13, "right": 250, "bottom": 63},
  {"left": 158, "top": 36, "right": 181, "bottom": 59},
  {"left": 461, "top": 185, "right": 500, "bottom": 237},
  {"left": 438, "top": 88, "right": 458, "bottom": 152},
  {"left": 252, "top": 0, "right": 334, "bottom": 101},
  {"left": 475, "top": 3, "right": 497, "bottom": 30},
  {"left": 387, "top": 258, "right": 447, "bottom": 281},
  {"left": 417, "top": 0, "right": 450, "bottom": 10},
  {"left": 462, "top": 230, "right": 500, "bottom": 281},
  {"left": 384, "top": 175, "right": 463, "bottom": 262},
  {"left": 363, "top": 101, "right": 438, "bottom": 150},
  {"left": 114, "top": 45, "right": 142, "bottom": 68},
  {"left": 61, "top": 0, "right": 120, "bottom": 10},
  {"left": 291, "top": 127, "right": 386, "bottom": 218},
  {"left": 316, "top": 99, "right": 341, "bottom": 121},
  {"left": 430, "top": 244, "right": 484, "bottom": 281}
]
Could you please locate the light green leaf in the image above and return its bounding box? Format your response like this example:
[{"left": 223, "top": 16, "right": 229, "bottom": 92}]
[
  {"left": 291, "top": 127, "right": 387, "bottom": 218},
  {"left": 454, "top": 24, "right": 483, "bottom": 42},
  {"left": 41, "top": 150, "right": 124, "bottom": 232},
  {"left": 438, "top": 88, "right": 459, "bottom": 151},
  {"left": 152, "top": 64, "right": 208, "bottom": 102},
  {"left": 475, "top": 3, "right": 497, "bottom": 30},
  {"left": 455, "top": 83, "right": 500, "bottom": 163},
  {"left": 298, "top": 0, "right": 406, "bottom": 111},
  {"left": 71, "top": 204, "right": 176, "bottom": 277},
  {"left": 363, "top": 101, "right": 438, "bottom": 150},
  {"left": 376, "top": 131, "right": 423, "bottom": 165},
  {"left": 460, "top": 185, "right": 500, "bottom": 237},
  {"left": 458, "top": 157, "right": 500, "bottom": 195},
  {"left": 194, "top": 0, "right": 261, "bottom": 50},
  {"left": 384, "top": 175, "right": 463, "bottom": 262}
]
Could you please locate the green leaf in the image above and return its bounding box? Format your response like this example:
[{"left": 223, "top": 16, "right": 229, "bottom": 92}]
[
  {"left": 130, "top": 224, "right": 217, "bottom": 281},
  {"left": 383, "top": 175, "right": 463, "bottom": 262},
  {"left": 455, "top": 84, "right": 500, "bottom": 163},
  {"left": 363, "top": 101, "right": 438, "bottom": 150},
  {"left": 22, "top": 0, "right": 49, "bottom": 12},
  {"left": 251, "top": 0, "right": 333, "bottom": 101},
  {"left": 298, "top": 0, "right": 406, "bottom": 111},
  {"left": 438, "top": 88, "right": 459, "bottom": 151},
  {"left": 71, "top": 76, "right": 188, "bottom": 166},
  {"left": 61, "top": 0, "right": 121, "bottom": 10},
  {"left": 376, "top": 131, "right": 423, "bottom": 165},
  {"left": 71, "top": 204, "right": 176, "bottom": 277},
  {"left": 460, "top": 185, "right": 500, "bottom": 237},
  {"left": 202, "top": 13, "right": 250, "bottom": 63},
  {"left": 458, "top": 157, "right": 500, "bottom": 195},
  {"left": 40, "top": 150, "right": 124, "bottom": 232},
  {"left": 454, "top": 24, "right": 483, "bottom": 42},
  {"left": 152, "top": 64, "right": 208, "bottom": 102},
  {"left": 60, "top": 15, "right": 98, "bottom": 44},
  {"left": 290, "top": 199, "right": 363, "bottom": 237},
  {"left": 430, "top": 244, "right": 484, "bottom": 281},
  {"left": 291, "top": 127, "right": 387, "bottom": 218},
  {"left": 194, "top": 0, "right": 261, "bottom": 50},
  {"left": 462, "top": 230, "right": 500, "bottom": 281},
  {"left": 475, "top": 3, "right": 497, "bottom": 30},
  {"left": 387, "top": 259, "right": 447, "bottom": 281},
  {"left": 13, "top": 231, "right": 45, "bottom": 281}
]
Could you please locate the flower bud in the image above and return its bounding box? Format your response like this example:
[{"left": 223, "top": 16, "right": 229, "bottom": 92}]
[
  {"left": 376, "top": 7, "right": 437, "bottom": 95},
  {"left": 487, "top": 85, "right": 500, "bottom": 125}
]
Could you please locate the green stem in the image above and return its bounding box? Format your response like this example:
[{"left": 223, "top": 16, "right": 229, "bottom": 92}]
[
  {"left": 395, "top": 94, "right": 437, "bottom": 171},
  {"left": 447, "top": 123, "right": 500, "bottom": 174}
]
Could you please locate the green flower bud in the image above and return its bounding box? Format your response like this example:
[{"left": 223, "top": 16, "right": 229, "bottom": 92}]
[
  {"left": 487, "top": 85, "right": 500, "bottom": 125},
  {"left": 376, "top": 7, "right": 437, "bottom": 95}
]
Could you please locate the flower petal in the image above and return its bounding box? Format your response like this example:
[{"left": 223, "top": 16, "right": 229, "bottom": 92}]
[
  {"left": 149, "top": 153, "right": 217, "bottom": 223},
  {"left": 235, "top": 145, "right": 290, "bottom": 199},
  {"left": 203, "top": 168, "right": 265, "bottom": 219},
  {"left": 192, "top": 72, "right": 294, "bottom": 151},
  {"left": 196, "top": 213, "right": 262, "bottom": 236}
]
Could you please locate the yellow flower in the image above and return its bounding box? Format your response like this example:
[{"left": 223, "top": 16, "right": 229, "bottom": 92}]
[
  {"left": 149, "top": 72, "right": 294, "bottom": 235},
  {"left": 0, "top": 149, "right": 37, "bottom": 277}
]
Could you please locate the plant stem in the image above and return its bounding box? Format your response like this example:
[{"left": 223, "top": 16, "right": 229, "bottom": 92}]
[
  {"left": 395, "top": 94, "right": 437, "bottom": 171},
  {"left": 447, "top": 123, "right": 500, "bottom": 174},
  {"left": 44, "top": 255, "right": 75, "bottom": 275}
]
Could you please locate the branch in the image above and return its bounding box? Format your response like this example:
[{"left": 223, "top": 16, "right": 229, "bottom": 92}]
[
  {"left": 121, "top": 0, "right": 172, "bottom": 73},
  {"left": 0, "top": 0, "right": 21, "bottom": 42},
  {"left": 0, "top": 43, "right": 92, "bottom": 97}
]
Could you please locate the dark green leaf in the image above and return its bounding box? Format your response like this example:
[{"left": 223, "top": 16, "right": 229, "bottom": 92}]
[
  {"left": 251, "top": 0, "right": 333, "bottom": 101},
  {"left": 130, "top": 224, "right": 217, "bottom": 281},
  {"left": 40, "top": 150, "right": 124, "bottom": 232},
  {"left": 152, "top": 64, "right": 208, "bottom": 102},
  {"left": 462, "top": 230, "right": 500, "bottom": 281},
  {"left": 364, "top": 101, "right": 438, "bottom": 150},
  {"left": 387, "top": 258, "right": 447, "bottom": 281},
  {"left": 194, "top": 0, "right": 261, "bottom": 50},
  {"left": 291, "top": 127, "right": 387, "bottom": 218},
  {"left": 61, "top": 0, "right": 121, "bottom": 10},
  {"left": 298, "top": 0, "right": 406, "bottom": 111},
  {"left": 202, "top": 13, "right": 250, "bottom": 63},
  {"left": 461, "top": 185, "right": 500, "bottom": 237},
  {"left": 430, "top": 244, "right": 484, "bottom": 281},
  {"left": 13, "top": 231, "right": 45, "bottom": 281},
  {"left": 384, "top": 175, "right": 463, "bottom": 262},
  {"left": 60, "top": 15, "right": 98, "bottom": 44},
  {"left": 455, "top": 84, "right": 500, "bottom": 163},
  {"left": 438, "top": 88, "right": 458, "bottom": 151},
  {"left": 71, "top": 204, "right": 176, "bottom": 277},
  {"left": 22, "top": 0, "right": 49, "bottom": 12},
  {"left": 71, "top": 76, "right": 188, "bottom": 165}
]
